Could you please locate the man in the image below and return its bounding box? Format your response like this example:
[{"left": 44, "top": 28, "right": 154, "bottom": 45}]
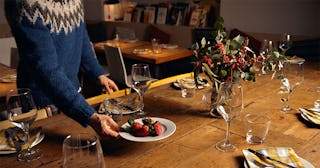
[{"left": 5, "top": 0, "right": 120, "bottom": 139}]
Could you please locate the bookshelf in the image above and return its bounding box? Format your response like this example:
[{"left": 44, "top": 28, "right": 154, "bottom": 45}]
[{"left": 103, "top": 0, "right": 220, "bottom": 27}]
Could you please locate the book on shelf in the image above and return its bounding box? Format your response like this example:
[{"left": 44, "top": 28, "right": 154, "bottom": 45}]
[
  {"left": 132, "top": 7, "right": 144, "bottom": 23},
  {"left": 156, "top": 7, "right": 168, "bottom": 24},
  {"left": 167, "top": 3, "right": 190, "bottom": 26},
  {"left": 144, "top": 6, "right": 156, "bottom": 24}
]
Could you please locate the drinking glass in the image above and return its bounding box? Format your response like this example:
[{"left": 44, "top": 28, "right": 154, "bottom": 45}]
[
  {"left": 256, "top": 40, "right": 274, "bottom": 75},
  {"left": 6, "top": 88, "right": 43, "bottom": 161},
  {"left": 279, "top": 33, "right": 292, "bottom": 55},
  {"left": 131, "top": 64, "right": 152, "bottom": 117},
  {"left": 279, "top": 61, "right": 304, "bottom": 113},
  {"left": 62, "top": 132, "right": 105, "bottom": 168},
  {"left": 215, "top": 82, "right": 243, "bottom": 152}
]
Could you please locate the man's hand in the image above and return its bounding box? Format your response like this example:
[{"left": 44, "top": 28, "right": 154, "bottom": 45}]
[
  {"left": 98, "top": 75, "right": 119, "bottom": 94},
  {"left": 89, "top": 113, "right": 120, "bottom": 140}
]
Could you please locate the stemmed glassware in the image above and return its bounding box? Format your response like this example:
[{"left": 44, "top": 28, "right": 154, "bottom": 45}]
[
  {"left": 131, "top": 64, "right": 152, "bottom": 117},
  {"left": 215, "top": 82, "right": 243, "bottom": 152},
  {"left": 62, "top": 132, "right": 105, "bottom": 168},
  {"left": 279, "top": 33, "right": 292, "bottom": 55},
  {"left": 256, "top": 40, "right": 274, "bottom": 75},
  {"left": 6, "top": 88, "right": 43, "bottom": 161},
  {"left": 279, "top": 61, "right": 304, "bottom": 113}
]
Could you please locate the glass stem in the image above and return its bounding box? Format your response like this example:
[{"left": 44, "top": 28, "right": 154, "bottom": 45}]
[
  {"left": 138, "top": 94, "right": 144, "bottom": 112},
  {"left": 224, "top": 120, "right": 231, "bottom": 146},
  {"left": 22, "top": 123, "right": 31, "bottom": 152},
  {"left": 285, "top": 89, "right": 291, "bottom": 109}
]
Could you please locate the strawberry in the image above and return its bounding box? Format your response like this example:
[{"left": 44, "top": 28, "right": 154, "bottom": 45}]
[
  {"left": 131, "top": 122, "right": 143, "bottom": 132},
  {"left": 134, "top": 125, "right": 149, "bottom": 137},
  {"left": 153, "top": 121, "right": 163, "bottom": 136}
]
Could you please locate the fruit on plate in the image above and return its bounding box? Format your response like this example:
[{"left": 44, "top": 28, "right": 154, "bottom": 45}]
[{"left": 123, "top": 118, "right": 163, "bottom": 137}]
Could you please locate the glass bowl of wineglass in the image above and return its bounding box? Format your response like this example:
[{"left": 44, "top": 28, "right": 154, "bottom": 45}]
[
  {"left": 215, "top": 82, "right": 243, "bottom": 152},
  {"left": 6, "top": 88, "right": 43, "bottom": 161},
  {"left": 279, "top": 60, "right": 304, "bottom": 113},
  {"left": 131, "top": 64, "right": 152, "bottom": 117},
  {"left": 279, "top": 33, "right": 292, "bottom": 55}
]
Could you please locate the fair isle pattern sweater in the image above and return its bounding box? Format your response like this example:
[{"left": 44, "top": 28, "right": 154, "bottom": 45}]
[{"left": 5, "top": 0, "right": 105, "bottom": 126}]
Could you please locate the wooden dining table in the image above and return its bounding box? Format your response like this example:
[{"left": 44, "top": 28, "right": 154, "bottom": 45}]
[
  {"left": 0, "top": 62, "right": 320, "bottom": 168},
  {"left": 93, "top": 40, "right": 194, "bottom": 79},
  {"left": 0, "top": 63, "right": 16, "bottom": 98}
]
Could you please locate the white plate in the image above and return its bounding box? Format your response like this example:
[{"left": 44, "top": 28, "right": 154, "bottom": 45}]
[
  {"left": 133, "top": 48, "right": 151, "bottom": 55},
  {"left": 301, "top": 113, "right": 320, "bottom": 125},
  {"left": 120, "top": 117, "right": 176, "bottom": 142},
  {"left": 0, "top": 74, "right": 16, "bottom": 83},
  {"left": 0, "top": 133, "right": 44, "bottom": 155},
  {"left": 243, "top": 148, "right": 314, "bottom": 168},
  {"left": 99, "top": 97, "right": 138, "bottom": 115},
  {"left": 162, "top": 44, "right": 178, "bottom": 49},
  {"left": 244, "top": 157, "right": 314, "bottom": 168}
]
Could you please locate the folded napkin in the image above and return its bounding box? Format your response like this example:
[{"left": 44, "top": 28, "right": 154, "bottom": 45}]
[
  {"left": 0, "top": 74, "right": 16, "bottom": 83},
  {"left": 0, "top": 127, "right": 41, "bottom": 152},
  {"left": 299, "top": 108, "right": 320, "bottom": 125},
  {"left": 243, "top": 147, "right": 305, "bottom": 168}
]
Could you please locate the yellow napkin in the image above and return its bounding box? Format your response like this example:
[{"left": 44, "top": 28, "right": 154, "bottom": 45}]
[
  {"left": 243, "top": 147, "right": 305, "bottom": 168},
  {"left": 299, "top": 108, "right": 320, "bottom": 125},
  {"left": 0, "top": 127, "right": 41, "bottom": 152}
]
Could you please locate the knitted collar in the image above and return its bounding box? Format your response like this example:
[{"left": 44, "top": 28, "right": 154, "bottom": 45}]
[{"left": 21, "top": 0, "right": 84, "bottom": 34}]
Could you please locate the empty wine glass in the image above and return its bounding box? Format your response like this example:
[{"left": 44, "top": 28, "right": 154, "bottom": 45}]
[
  {"left": 256, "top": 40, "right": 274, "bottom": 75},
  {"left": 215, "top": 82, "right": 243, "bottom": 152},
  {"left": 131, "top": 64, "right": 152, "bottom": 117},
  {"left": 62, "top": 132, "right": 105, "bottom": 168},
  {"left": 279, "top": 33, "right": 292, "bottom": 55},
  {"left": 279, "top": 61, "right": 304, "bottom": 113},
  {"left": 6, "top": 88, "right": 43, "bottom": 161}
]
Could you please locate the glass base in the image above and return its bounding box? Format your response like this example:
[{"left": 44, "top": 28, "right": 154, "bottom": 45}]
[
  {"left": 17, "top": 149, "right": 43, "bottom": 162},
  {"left": 133, "top": 110, "right": 148, "bottom": 118},
  {"left": 280, "top": 106, "right": 296, "bottom": 113},
  {"left": 215, "top": 140, "right": 237, "bottom": 152}
]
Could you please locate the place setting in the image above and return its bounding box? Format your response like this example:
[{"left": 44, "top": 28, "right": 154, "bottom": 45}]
[
  {"left": 0, "top": 74, "right": 16, "bottom": 83},
  {"left": 241, "top": 113, "right": 314, "bottom": 168},
  {"left": 298, "top": 86, "right": 320, "bottom": 125},
  {"left": 0, "top": 126, "right": 44, "bottom": 155}
]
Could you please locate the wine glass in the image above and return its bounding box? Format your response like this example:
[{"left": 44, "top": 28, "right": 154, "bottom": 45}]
[
  {"left": 131, "top": 64, "right": 152, "bottom": 117},
  {"left": 6, "top": 88, "right": 43, "bottom": 161},
  {"left": 279, "top": 33, "right": 292, "bottom": 55},
  {"left": 215, "top": 82, "right": 243, "bottom": 152},
  {"left": 279, "top": 61, "right": 304, "bottom": 113},
  {"left": 256, "top": 40, "right": 274, "bottom": 75},
  {"left": 62, "top": 132, "right": 105, "bottom": 168}
]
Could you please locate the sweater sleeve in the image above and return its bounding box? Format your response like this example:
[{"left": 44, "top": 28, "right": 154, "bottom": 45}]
[
  {"left": 11, "top": 18, "right": 96, "bottom": 127},
  {"left": 80, "top": 26, "right": 106, "bottom": 81}
]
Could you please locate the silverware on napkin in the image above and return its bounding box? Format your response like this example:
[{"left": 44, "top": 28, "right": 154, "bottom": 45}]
[{"left": 247, "top": 148, "right": 296, "bottom": 168}]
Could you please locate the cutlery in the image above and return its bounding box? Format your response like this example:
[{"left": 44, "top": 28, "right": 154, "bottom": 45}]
[{"left": 247, "top": 148, "right": 296, "bottom": 168}]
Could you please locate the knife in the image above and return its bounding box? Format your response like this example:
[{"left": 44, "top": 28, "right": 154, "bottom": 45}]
[{"left": 247, "top": 148, "right": 296, "bottom": 168}]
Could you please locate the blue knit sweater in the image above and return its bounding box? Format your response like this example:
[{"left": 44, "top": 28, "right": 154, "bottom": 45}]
[{"left": 5, "top": 0, "right": 105, "bottom": 126}]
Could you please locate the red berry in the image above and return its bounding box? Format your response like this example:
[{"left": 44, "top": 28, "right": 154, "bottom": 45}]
[
  {"left": 153, "top": 121, "right": 163, "bottom": 136},
  {"left": 135, "top": 125, "right": 149, "bottom": 137},
  {"left": 131, "top": 122, "right": 143, "bottom": 132}
]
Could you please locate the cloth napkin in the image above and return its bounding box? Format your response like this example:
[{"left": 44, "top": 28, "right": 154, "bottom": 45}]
[
  {"left": 243, "top": 147, "right": 305, "bottom": 168},
  {"left": 0, "top": 127, "right": 41, "bottom": 151},
  {"left": 299, "top": 108, "right": 320, "bottom": 125}
]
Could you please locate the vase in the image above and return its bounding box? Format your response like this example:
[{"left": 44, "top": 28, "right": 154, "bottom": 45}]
[{"left": 202, "top": 83, "right": 222, "bottom": 118}]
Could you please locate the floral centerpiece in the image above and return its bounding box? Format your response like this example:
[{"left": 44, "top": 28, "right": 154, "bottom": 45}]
[
  {"left": 192, "top": 17, "right": 286, "bottom": 89},
  {"left": 192, "top": 17, "right": 286, "bottom": 117}
]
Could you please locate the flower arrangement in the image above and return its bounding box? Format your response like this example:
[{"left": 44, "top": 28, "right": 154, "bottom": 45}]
[{"left": 192, "top": 17, "right": 286, "bottom": 88}]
